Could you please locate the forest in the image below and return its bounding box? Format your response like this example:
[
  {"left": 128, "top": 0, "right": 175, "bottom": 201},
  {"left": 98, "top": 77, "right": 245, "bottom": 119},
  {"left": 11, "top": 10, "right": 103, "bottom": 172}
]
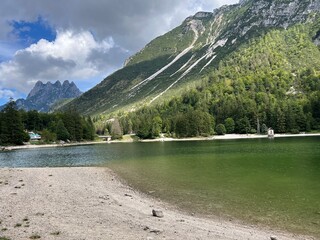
[
  {"left": 2, "top": 25, "right": 320, "bottom": 143},
  {"left": 113, "top": 67, "right": 320, "bottom": 139},
  {"left": 97, "top": 26, "right": 320, "bottom": 139},
  {"left": 0, "top": 100, "right": 95, "bottom": 146}
]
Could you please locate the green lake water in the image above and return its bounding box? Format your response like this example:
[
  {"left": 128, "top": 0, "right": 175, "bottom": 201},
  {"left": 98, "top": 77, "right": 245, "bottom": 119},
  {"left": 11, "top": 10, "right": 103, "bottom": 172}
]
[
  {"left": 107, "top": 137, "right": 320, "bottom": 237},
  {"left": 1, "top": 137, "right": 319, "bottom": 236}
]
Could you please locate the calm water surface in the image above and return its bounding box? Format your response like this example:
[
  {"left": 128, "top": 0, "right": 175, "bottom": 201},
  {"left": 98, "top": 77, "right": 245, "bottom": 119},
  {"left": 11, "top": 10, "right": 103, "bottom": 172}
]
[{"left": 1, "top": 137, "right": 319, "bottom": 236}]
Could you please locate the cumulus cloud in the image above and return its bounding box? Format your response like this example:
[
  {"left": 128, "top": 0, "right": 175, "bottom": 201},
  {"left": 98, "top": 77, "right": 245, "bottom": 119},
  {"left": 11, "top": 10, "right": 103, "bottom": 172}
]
[
  {"left": 0, "top": 30, "right": 129, "bottom": 93},
  {"left": 0, "top": 0, "right": 238, "bottom": 52},
  {"left": 0, "top": 0, "right": 239, "bottom": 96}
]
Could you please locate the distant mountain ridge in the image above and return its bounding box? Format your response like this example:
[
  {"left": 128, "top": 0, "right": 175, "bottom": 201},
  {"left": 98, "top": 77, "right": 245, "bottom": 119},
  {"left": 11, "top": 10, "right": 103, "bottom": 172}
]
[
  {"left": 13, "top": 80, "right": 82, "bottom": 112},
  {"left": 61, "top": 0, "right": 320, "bottom": 116}
]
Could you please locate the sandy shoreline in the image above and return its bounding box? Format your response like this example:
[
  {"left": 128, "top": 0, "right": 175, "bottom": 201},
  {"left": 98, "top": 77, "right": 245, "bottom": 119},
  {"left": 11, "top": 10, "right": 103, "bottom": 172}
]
[
  {"left": 0, "top": 167, "right": 314, "bottom": 240},
  {"left": 2, "top": 133, "right": 320, "bottom": 151},
  {"left": 141, "top": 133, "right": 320, "bottom": 142}
]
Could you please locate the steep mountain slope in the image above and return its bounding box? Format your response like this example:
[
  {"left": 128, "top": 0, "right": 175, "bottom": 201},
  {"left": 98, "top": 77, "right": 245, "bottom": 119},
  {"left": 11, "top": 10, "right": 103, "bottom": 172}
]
[
  {"left": 62, "top": 0, "right": 320, "bottom": 116},
  {"left": 15, "top": 80, "right": 82, "bottom": 112}
]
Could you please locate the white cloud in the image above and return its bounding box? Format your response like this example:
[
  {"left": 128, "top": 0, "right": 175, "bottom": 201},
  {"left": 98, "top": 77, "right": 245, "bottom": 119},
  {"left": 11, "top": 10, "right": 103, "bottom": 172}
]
[
  {"left": 0, "top": 0, "right": 239, "bottom": 51},
  {"left": 0, "top": 89, "right": 16, "bottom": 99},
  {"left": 0, "top": 0, "right": 239, "bottom": 97},
  {"left": 0, "top": 30, "right": 127, "bottom": 93}
]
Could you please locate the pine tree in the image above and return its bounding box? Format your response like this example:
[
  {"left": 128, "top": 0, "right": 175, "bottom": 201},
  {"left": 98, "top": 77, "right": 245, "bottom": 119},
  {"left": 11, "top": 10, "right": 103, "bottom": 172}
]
[
  {"left": 56, "top": 119, "right": 70, "bottom": 141},
  {"left": 111, "top": 119, "right": 123, "bottom": 139},
  {"left": 1, "top": 100, "right": 29, "bottom": 145},
  {"left": 276, "top": 108, "right": 286, "bottom": 133},
  {"left": 151, "top": 116, "right": 162, "bottom": 138}
]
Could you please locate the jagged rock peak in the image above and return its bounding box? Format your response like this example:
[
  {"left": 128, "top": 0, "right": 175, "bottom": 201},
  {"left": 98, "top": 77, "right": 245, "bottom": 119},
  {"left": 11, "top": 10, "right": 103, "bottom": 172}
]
[
  {"left": 34, "top": 80, "right": 44, "bottom": 87},
  {"left": 22, "top": 80, "right": 82, "bottom": 112},
  {"left": 28, "top": 81, "right": 46, "bottom": 98},
  {"left": 62, "top": 80, "right": 72, "bottom": 87},
  {"left": 53, "top": 80, "right": 61, "bottom": 87}
]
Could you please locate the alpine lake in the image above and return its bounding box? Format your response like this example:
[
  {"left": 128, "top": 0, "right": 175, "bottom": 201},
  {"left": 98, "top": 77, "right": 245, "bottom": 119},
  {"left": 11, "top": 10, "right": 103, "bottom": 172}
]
[{"left": 1, "top": 136, "right": 319, "bottom": 237}]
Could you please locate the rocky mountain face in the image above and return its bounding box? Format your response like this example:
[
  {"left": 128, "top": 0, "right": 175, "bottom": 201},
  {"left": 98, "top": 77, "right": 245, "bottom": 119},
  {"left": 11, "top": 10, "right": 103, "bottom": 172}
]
[
  {"left": 61, "top": 0, "right": 320, "bottom": 115},
  {"left": 15, "top": 80, "right": 82, "bottom": 112}
]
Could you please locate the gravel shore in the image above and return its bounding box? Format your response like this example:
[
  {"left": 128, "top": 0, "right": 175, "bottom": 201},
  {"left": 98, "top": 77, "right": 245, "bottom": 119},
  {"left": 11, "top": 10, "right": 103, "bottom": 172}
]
[{"left": 0, "top": 167, "right": 314, "bottom": 240}]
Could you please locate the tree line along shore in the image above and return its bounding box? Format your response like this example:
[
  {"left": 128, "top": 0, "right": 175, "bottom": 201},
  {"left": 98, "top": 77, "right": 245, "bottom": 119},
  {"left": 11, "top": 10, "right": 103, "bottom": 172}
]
[
  {"left": 1, "top": 86, "right": 320, "bottom": 147},
  {"left": 0, "top": 100, "right": 95, "bottom": 146}
]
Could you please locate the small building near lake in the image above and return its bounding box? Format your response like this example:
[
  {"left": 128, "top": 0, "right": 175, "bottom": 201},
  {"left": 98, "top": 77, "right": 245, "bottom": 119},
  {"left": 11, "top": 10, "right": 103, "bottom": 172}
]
[
  {"left": 268, "top": 128, "right": 274, "bottom": 138},
  {"left": 29, "top": 132, "right": 41, "bottom": 140}
]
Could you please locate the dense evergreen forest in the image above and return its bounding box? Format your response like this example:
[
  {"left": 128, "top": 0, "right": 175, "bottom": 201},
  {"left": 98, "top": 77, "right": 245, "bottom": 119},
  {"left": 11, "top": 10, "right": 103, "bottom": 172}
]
[
  {"left": 102, "top": 25, "right": 320, "bottom": 139},
  {"left": 0, "top": 100, "right": 95, "bottom": 146}
]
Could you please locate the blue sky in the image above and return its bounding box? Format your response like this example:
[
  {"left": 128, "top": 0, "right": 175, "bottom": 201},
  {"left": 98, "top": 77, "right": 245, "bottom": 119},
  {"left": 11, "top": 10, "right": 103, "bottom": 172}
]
[
  {"left": 0, "top": 0, "right": 238, "bottom": 106},
  {"left": 11, "top": 17, "right": 56, "bottom": 47}
]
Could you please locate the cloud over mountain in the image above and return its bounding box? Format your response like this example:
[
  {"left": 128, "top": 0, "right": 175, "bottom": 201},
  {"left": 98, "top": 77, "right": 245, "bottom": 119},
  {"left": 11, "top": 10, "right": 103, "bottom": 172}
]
[
  {"left": 0, "top": 30, "right": 125, "bottom": 93},
  {"left": 0, "top": 0, "right": 238, "bottom": 101}
]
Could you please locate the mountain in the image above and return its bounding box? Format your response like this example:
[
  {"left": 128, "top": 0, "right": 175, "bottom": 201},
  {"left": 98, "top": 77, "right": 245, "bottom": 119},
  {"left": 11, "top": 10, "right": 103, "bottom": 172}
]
[
  {"left": 61, "top": 0, "right": 320, "bottom": 116},
  {"left": 14, "top": 80, "right": 82, "bottom": 112}
]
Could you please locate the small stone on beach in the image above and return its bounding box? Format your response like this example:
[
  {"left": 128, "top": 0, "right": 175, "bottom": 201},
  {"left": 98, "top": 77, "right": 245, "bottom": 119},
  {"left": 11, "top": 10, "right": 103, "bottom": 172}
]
[
  {"left": 270, "top": 236, "right": 278, "bottom": 240},
  {"left": 152, "top": 209, "right": 164, "bottom": 218},
  {"left": 150, "top": 228, "right": 163, "bottom": 234}
]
